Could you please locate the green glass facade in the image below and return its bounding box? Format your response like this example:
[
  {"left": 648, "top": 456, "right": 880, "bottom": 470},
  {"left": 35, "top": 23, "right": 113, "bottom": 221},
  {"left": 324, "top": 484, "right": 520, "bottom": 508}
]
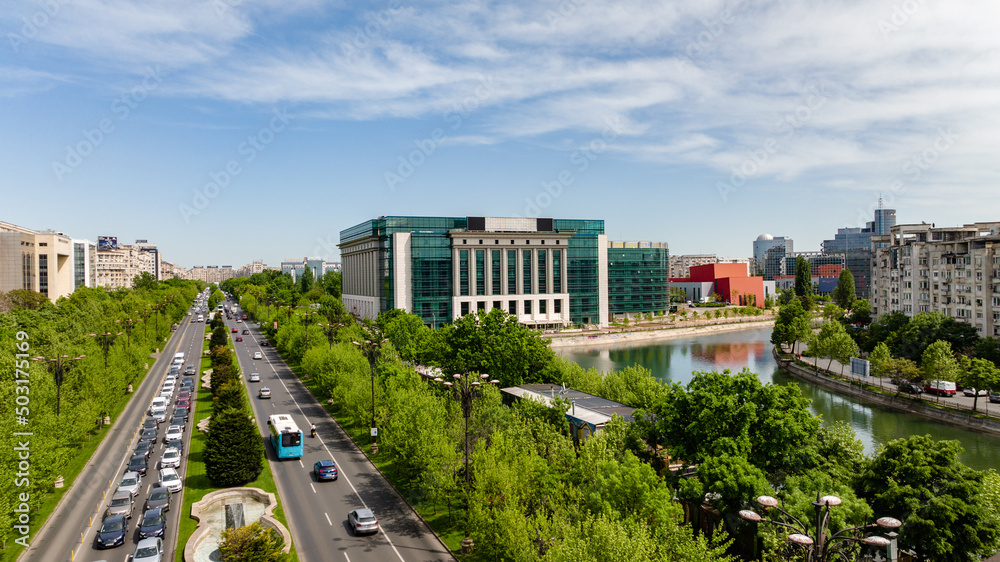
[
  {"left": 607, "top": 245, "right": 670, "bottom": 315},
  {"left": 555, "top": 219, "right": 604, "bottom": 325}
]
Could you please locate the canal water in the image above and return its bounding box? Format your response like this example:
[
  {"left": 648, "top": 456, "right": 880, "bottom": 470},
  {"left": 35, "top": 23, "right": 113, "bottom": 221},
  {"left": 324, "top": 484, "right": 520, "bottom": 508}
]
[{"left": 557, "top": 326, "right": 1000, "bottom": 471}]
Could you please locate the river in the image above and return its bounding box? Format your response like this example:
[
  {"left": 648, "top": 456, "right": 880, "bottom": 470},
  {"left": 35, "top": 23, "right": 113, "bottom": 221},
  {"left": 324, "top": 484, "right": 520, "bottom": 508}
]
[{"left": 557, "top": 326, "right": 1000, "bottom": 471}]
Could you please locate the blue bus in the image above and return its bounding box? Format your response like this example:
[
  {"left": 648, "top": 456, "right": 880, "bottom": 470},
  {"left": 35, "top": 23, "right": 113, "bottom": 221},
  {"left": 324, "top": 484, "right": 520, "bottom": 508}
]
[{"left": 267, "top": 414, "right": 303, "bottom": 459}]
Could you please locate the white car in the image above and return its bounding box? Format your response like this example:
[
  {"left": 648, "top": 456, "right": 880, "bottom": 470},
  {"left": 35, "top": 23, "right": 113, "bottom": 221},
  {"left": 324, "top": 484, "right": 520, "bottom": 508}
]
[
  {"left": 253, "top": 352, "right": 262, "bottom": 360},
  {"left": 160, "top": 447, "right": 181, "bottom": 469},
  {"left": 117, "top": 471, "right": 142, "bottom": 496},
  {"left": 963, "top": 387, "right": 989, "bottom": 397},
  {"left": 132, "top": 537, "right": 163, "bottom": 562},
  {"left": 249, "top": 372, "right": 260, "bottom": 382},
  {"left": 159, "top": 468, "right": 183, "bottom": 493},
  {"left": 164, "top": 425, "right": 183, "bottom": 443}
]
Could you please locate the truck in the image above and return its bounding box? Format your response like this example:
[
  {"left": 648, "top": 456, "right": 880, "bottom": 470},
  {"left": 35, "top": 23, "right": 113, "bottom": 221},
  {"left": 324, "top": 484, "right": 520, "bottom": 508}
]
[{"left": 923, "top": 380, "right": 957, "bottom": 396}]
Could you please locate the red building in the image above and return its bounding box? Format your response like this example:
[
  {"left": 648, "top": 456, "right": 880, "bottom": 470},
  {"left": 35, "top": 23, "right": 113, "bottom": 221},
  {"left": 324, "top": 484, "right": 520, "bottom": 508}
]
[{"left": 670, "top": 263, "right": 766, "bottom": 307}]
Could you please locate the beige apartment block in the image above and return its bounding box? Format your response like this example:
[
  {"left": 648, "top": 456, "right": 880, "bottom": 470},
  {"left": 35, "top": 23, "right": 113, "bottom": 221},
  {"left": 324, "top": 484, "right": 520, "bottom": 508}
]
[
  {"left": 871, "top": 222, "right": 1000, "bottom": 337},
  {"left": 0, "top": 221, "right": 76, "bottom": 302}
]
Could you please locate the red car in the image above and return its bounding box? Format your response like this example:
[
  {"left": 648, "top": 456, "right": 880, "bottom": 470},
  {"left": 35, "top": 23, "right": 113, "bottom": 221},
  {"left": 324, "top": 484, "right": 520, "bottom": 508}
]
[
  {"left": 231, "top": 328, "right": 238, "bottom": 333},
  {"left": 235, "top": 337, "right": 243, "bottom": 342}
]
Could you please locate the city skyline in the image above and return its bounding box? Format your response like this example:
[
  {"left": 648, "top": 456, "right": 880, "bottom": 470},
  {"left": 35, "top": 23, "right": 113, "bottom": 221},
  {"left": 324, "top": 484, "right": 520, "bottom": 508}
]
[{"left": 3, "top": 1, "right": 998, "bottom": 267}]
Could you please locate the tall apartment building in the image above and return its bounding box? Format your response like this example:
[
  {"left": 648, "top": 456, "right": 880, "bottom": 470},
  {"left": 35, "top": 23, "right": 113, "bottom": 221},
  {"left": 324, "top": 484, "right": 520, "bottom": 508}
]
[
  {"left": 92, "top": 238, "right": 162, "bottom": 289},
  {"left": 0, "top": 220, "right": 79, "bottom": 302},
  {"left": 187, "top": 265, "right": 237, "bottom": 284},
  {"left": 280, "top": 257, "right": 336, "bottom": 281},
  {"left": 236, "top": 260, "right": 268, "bottom": 278},
  {"left": 752, "top": 234, "right": 794, "bottom": 280},
  {"left": 871, "top": 222, "right": 1000, "bottom": 337}
]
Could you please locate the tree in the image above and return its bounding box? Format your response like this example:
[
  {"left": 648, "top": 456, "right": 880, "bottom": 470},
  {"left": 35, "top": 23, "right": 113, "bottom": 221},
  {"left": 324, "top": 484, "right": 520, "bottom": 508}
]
[
  {"left": 974, "top": 337, "right": 1000, "bottom": 368},
  {"left": 5, "top": 289, "right": 49, "bottom": 310},
  {"left": 821, "top": 303, "right": 844, "bottom": 322},
  {"left": 809, "top": 320, "right": 858, "bottom": 375},
  {"left": 832, "top": 269, "right": 856, "bottom": 310},
  {"left": 214, "top": 381, "right": 245, "bottom": 414},
  {"left": 869, "top": 342, "right": 892, "bottom": 379},
  {"left": 211, "top": 325, "right": 229, "bottom": 350},
  {"left": 321, "top": 271, "right": 342, "bottom": 298},
  {"left": 849, "top": 298, "right": 872, "bottom": 326},
  {"left": 770, "top": 299, "right": 812, "bottom": 352},
  {"left": 132, "top": 271, "right": 158, "bottom": 291},
  {"left": 921, "top": 340, "right": 959, "bottom": 383},
  {"left": 958, "top": 356, "right": 1000, "bottom": 413},
  {"left": 204, "top": 407, "right": 265, "bottom": 487},
  {"left": 299, "top": 266, "right": 314, "bottom": 293},
  {"left": 217, "top": 521, "right": 288, "bottom": 562},
  {"left": 856, "top": 435, "right": 1000, "bottom": 562},
  {"left": 794, "top": 256, "right": 813, "bottom": 307},
  {"left": 865, "top": 310, "right": 910, "bottom": 351},
  {"left": 888, "top": 311, "right": 978, "bottom": 361}
]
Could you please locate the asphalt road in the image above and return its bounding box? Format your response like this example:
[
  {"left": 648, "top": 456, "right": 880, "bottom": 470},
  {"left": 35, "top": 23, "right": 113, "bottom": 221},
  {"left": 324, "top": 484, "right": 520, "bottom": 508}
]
[
  {"left": 21, "top": 296, "right": 206, "bottom": 562},
  {"left": 224, "top": 304, "right": 455, "bottom": 562}
]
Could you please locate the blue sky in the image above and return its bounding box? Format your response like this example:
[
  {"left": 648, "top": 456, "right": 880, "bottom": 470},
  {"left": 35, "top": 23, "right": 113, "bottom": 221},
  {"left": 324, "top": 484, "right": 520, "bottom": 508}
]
[{"left": 2, "top": 0, "right": 998, "bottom": 268}]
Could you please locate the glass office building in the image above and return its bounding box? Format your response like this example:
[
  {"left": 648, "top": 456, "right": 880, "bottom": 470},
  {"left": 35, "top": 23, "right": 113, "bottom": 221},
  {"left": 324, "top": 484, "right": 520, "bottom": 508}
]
[{"left": 607, "top": 242, "right": 670, "bottom": 316}]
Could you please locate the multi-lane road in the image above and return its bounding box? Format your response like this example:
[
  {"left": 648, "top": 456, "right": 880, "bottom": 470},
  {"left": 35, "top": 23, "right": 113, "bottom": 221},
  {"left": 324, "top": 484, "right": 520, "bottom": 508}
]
[
  {"left": 22, "top": 303, "right": 206, "bottom": 562},
  {"left": 223, "top": 304, "right": 455, "bottom": 562}
]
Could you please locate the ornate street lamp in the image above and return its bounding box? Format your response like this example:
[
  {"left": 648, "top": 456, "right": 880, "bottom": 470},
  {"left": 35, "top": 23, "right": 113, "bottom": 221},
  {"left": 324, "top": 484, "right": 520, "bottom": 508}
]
[
  {"left": 117, "top": 317, "right": 135, "bottom": 348},
  {"left": 433, "top": 371, "right": 500, "bottom": 554},
  {"left": 739, "top": 493, "right": 902, "bottom": 562},
  {"left": 90, "top": 330, "right": 121, "bottom": 368},
  {"left": 32, "top": 353, "right": 85, "bottom": 415},
  {"left": 352, "top": 328, "right": 388, "bottom": 454},
  {"left": 318, "top": 323, "right": 344, "bottom": 349}
]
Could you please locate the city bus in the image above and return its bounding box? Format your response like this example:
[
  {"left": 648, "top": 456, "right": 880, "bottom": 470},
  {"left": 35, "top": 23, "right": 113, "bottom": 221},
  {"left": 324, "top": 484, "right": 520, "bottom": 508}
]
[{"left": 267, "top": 414, "right": 303, "bottom": 459}]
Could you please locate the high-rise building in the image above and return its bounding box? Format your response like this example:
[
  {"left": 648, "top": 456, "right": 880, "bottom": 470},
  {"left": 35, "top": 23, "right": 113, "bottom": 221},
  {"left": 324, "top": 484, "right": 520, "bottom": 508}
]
[
  {"left": 0, "top": 220, "right": 77, "bottom": 302},
  {"left": 752, "top": 234, "right": 794, "bottom": 280},
  {"left": 72, "top": 239, "right": 94, "bottom": 289},
  {"left": 339, "top": 216, "right": 611, "bottom": 328},
  {"left": 92, "top": 238, "right": 162, "bottom": 289},
  {"left": 871, "top": 221, "right": 1000, "bottom": 337},
  {"left": 608, "top": 241, "right": 669, "bottom": 319}
]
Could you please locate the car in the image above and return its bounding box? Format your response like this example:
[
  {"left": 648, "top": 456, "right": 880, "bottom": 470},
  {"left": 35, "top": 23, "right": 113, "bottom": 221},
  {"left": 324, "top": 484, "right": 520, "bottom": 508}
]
[
  {"left": 131, "top": 537, "right": 164, "bottom": 562},
  {"left": 139, "top": 428, "right": 158, "bottom": 443},
  {"left": 134, "top": 439, "right": 154, "bottom": 460},
  {"left": 127, "top": 454, "right": 148, "bottom": 476},
  {"left": 104, "top": 491, "right": 135, "bottom": 521},
  {"left": 990, "top": 391, "right": 1000, "bottom": 404},
  {"left": 258, "top": 387, "right": 271, "bottom": 399},
  {"left": 165, "top": 437, "right": 185, "bottom": 453},
  {"left": 159, "top": 468, "right": 183, "bottom": 493},
  {"left": 898, "top": 383, "right": 924, "bottom": 395},
  {"left": 175, "top": 399, "right": 191, "bottom": 409},
  {"left": 242, "top": 329, "right": 250, "bottom": 335},
  {"left": 253, "top": 351, "right": 262, "bottom": 360},
  {"left": 235, "top": 336, "right": 243, "bottom": 342},
  {"left": 144, "top": 486, "right": 171, "bottom": 512},
  {"left": 249, "top": 372, "right": 260, "bottom": 382},
  {"left": 231, "top": 327, "right": 239, "bottom": 333},
  {"left": 963, "top": 388, "right": 989, "bottom": 397},
  {"left": 150, "top": 407, "right": 167, "bottom": 423},
  {"left": 176, "top": 390, "right": 191, "bottom": 401},
  {"left": 164, "top": 373, "right": 177, "bottom": 383},
  {"left": 236, "top": 318, "right": 242, "bottom": 322},
  {"left": 95, "top": 513, "right": 129, "bottom": 549},
  {"left": 170, "top": 414, "right": 187, "bottom": 430},
  {"left": 184, "top": 364, "right": 196, "bottom": 375},
  {"left": 138, "top": 508, "right": 166, "bottom": 539},
  {"left": 117, "top": 472, "right": 142, "bottom": 496},
  {"left": 173, "top": 406, "right": 190, "bottom": 420},
  {"left": 347, "top": 508, "right": 379, "bottom": 535},
  {"left": 164, "top": 425, "right": 183, "bottom": 443},
  {"left": 143, "top": 417, "right": 158, "bottom": 431},
  {"left": 314, "top": 460, "right": 338, "bottom": 481},
  {"left": 160, "top": 447, "right": 181, "bottom": 469},
  {"left": 259, "top": 339, "right": 269, "bottom": 346}
]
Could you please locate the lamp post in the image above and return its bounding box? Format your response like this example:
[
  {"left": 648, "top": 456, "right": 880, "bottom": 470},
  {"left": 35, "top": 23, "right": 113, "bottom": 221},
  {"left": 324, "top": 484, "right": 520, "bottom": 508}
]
[
  {"left": 32, "top": 354, "right": 85, "bottom": 415},
  {"left": 352, "top": 328, "right": 387, "bottom": 454},
  {"left": 318, "top": 323, "right": 344, "bottom": 349},
  {"left": 739, "top": 493, "right": 902, "bottom": 562},
  {"left": 90, "top": 331, "right": 121, "bottom": 368},
  {"left": 116, "top": 318, "right": 135, "bottom": 349},
  {"left": 433, "top": 372, "right": 500, "bottom": 554}
]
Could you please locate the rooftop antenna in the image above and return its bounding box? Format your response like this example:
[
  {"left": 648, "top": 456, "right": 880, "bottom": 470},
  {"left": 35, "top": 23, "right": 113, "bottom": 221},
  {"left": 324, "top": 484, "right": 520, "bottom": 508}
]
[{"left": 878, "top": 194, "right": 883, "bottom": 210}]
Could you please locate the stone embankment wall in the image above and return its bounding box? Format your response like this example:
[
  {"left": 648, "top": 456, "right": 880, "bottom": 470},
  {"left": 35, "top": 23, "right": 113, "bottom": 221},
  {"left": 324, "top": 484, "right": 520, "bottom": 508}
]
[
  {"left": 547, "top": 318, "right": 775, "bottom": 348},
  {"left": 773, "top": 349, "right": 1000, "bottom": 437}
]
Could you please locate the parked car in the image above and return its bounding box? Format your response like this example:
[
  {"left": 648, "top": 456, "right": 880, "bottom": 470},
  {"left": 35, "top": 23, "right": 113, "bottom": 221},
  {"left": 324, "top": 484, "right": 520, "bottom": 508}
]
[
  {"left": 314, "top": 460, "right": 338, "bottom": 481},
  {"left": 258, "top": 387, "right": 271, "bottom": 399},
  {"left": 990, "top": 391, "right": 1000, "bottom": 404},
  {"left": 131, "top": 537, "right": 164, "bottom": 562},
  {"left": 117, "top": 472, "right": 142, "bottom": 496},
  {"left": 159, "top": 467, "right": 183, "bottom": 493},
  {"left": 963, "top": 387, "right": 989, "bottom": 397},
  {"left": 249, "top": 372, "right": 260, "bottom": 382},
  {"left": 128, "top": 454, "right": 148, "bottom": 476},
  {"left": 347, "top": 508, "right": 379, "bottom": 535},
  {"left": 104, "top": 491, "right": 135, "bottom": 521},
  {"left": 161, "top": 447, "right": 181, "bottom": 469},
  {"left": 924, "top": 380, "right": 957, "bottom": 396},
  {"left": 898, "top": 383, "right": 924, "bottom": 395},
  {"left": 144, "top": 486, "right": 171, "bottom": 512},
  {"left": 95, "top": 513, "right": 129, "bottom": 549},
  {"left": 138, "top": 508, "right": 166, "bottom": 539}
]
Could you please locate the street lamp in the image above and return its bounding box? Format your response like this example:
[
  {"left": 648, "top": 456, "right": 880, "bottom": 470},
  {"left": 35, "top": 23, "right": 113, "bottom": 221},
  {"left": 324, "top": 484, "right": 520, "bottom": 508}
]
[
  {"left": 433, "top": 371, "right": 500, "bottom": 554},
  {"left": 739, "top": 493, "right": 902, "bottom": 562},
  {"left": 90, "top": 331, "right": 121, "bottom": 368},
  {"left": 318, "top": 323, "right": 344, "bottom": 349},
  {"left": 32, "top": 354, "right": 85, "bottom": 415},
  {"left": 116, "top": 317, "right": 135, "bottom": 348},
  {"left": 352, "top": 328, "right": 387, "bottom": 454}
]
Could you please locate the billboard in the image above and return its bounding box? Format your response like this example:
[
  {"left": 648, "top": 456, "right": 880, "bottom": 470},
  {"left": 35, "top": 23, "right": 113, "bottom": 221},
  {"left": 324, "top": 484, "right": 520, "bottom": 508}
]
[
  {"left": 97, "top": 236, "right": 118, "bottom": 251},
  {"left": 850, "top": 357, "right": 870, "bottom": 378}
]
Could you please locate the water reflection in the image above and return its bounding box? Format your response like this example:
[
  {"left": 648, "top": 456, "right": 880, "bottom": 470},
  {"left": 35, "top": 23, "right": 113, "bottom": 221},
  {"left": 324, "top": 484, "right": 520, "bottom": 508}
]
[{"left": 558, "top": 327, "right": 1000, "bottom": 471}]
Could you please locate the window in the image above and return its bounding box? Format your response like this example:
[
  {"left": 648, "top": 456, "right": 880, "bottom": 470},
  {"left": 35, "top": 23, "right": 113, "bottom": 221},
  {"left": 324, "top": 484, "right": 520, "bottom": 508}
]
[
  {"left": 552, "top": 250, "right": 561, "bottom": 293},
  {"left": 477, "top": 301, "right": 486, "bottom": 310},
  {"left": 537, "top": 250, "right": 547, "bottom": 293},
  {"left": 523, "top": 250, "right": 532, "bottom": 294},
  {"left": 507, "top": 250, "right": 516, "bottom": 294},
  {"left": 491, "top": 250, "right": 501, "bottom": 295},
  {"left": 38, "top": 254, "right": 48, "bottom": 296},
  {"left": 524, "top": 300, "right": 532, "bottom": 314},
  {"left": 459, "top": 250, "right": 469, "bottom": 296},
  {"left": 475, "top": 250, "right": 485, "bottom": 295},
  {"left": 461, "top": 302, "right": 469, "bottom": 315},
  {"left": 493, "top": 300, "right": 501, "bottom": 309},
  {"left": 509, "top": 300, "right": 517, "bottom": 315},
  {"left": 539, "top": 300, "right": 547, "bottom": 314},
  {"left": 554, "top": 299, "right": 561, "bottom": 313}
]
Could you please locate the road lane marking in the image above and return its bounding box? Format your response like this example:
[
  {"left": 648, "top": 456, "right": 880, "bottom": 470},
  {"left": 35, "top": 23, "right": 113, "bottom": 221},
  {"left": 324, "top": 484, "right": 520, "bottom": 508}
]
[
  {"left": 310, "top": 483, "right": 316, "bottom": 494},
  {"left": 325, "top": 512, "right": 332, "bottom": 526}
]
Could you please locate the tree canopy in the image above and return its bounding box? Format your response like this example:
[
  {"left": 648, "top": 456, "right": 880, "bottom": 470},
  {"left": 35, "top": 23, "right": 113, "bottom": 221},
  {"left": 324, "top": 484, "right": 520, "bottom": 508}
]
[{"left": 832, "top": 269, "right": 855, "bottom": 310}]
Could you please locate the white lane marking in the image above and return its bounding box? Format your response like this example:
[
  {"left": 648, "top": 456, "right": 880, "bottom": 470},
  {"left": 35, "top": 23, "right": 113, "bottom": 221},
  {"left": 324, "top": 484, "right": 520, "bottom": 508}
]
[
  {"left": 310, "top": 483, "right": 316, "bottom": 494},
  {"left": 325, "top": 512, "right": 332, "bottom": 526},
  {"left": 298, "top": 459, "right": 305, "bottom": 468}
]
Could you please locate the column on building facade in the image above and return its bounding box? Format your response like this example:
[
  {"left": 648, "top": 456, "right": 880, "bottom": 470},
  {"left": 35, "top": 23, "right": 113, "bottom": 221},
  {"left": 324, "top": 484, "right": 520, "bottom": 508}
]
[
  {"left": 453, "top": 247, "right": 461, "bottom": 296},
  {"left": 485, "top": 250, "right": 493, "bottom": 296},
  {"left": 531, "top": 246, "right": 539, "bottom": 295},
  {"left": 500, "top": 250, "right": 508, "bottom": 295},
  {"left": 546, "top": 249, "right": 554, "bottom": 298},
  {"left": 515, "top": 247, "right": 524, "bottom": 294},
  {"left": 469, "top": 249, "right": 477, "bottom": 297}
]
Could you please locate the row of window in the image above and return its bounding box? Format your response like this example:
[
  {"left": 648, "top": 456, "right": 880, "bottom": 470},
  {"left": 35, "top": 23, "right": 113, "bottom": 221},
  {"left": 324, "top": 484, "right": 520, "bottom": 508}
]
[
  {"left": 459, "top": 299, "right": 563, "bottom": 316},
  {"left": 458, "top": 249, "right": 562, "bottom": 296}
]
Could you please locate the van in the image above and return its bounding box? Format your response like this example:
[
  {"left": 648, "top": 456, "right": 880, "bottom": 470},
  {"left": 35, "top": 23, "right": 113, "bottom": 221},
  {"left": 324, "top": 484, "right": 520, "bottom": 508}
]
[
  {"left": 173, "top": 352, "right": 185, "bottom": 363},
  {"left": 197, "top": 315, "right": 204, "bottom": 323},
  {"left": 924, "top": 380, "right": 957, "bottom": 396},
  {"left": 150, "top": 397, "right": 167, "bottom": 412}
]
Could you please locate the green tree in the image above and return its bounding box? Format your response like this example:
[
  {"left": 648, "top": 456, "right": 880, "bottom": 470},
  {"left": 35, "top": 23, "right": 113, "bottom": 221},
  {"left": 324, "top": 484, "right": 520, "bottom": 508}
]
[
  {"left": 794, "top": 256, "right": 813, "bottom": 310},
  {"left": 809, "top": 320, "right": 859, "bottom": 375},
  {"left": 869, "top": 342, "right": 892, "bottom": 379},
  {"left": 958, "top": 356, "right": 1000, "bottom": 412},
  {"left": 5, "top": 289, "right": 49, "bottom": 310},
  {"left": 832, "top": 269, "right": 856, "bottom": 310},
  {"left": 856, "top": 435, "right": 1000, "bottom": 562},
  {"left": 204, "top": 407, "right": 265, "bottom": 487},
  {"left": 217, "top": 521, "right": 288, "bottom": 562},
  {"left": 321, "top": 271, "right": 341, "bottom": 299},
  {"left": 132, "top": 271, "right": 159, "bottom": 291},
  {"left": 865, "top": 310, "right": 910, "bottom": 351},
  {"left": 821, "top": 303, "right": 844, "bottom": 322},
  {"left": 211, "top": 325, "right": 229, "bottom": 350},
  {"left": 213, "top": 381, "right": 246, "bottom": 414},
  {"left": 849, "top": 298, "right": 872, "bottom": 326},
  {"left": 974, "top": 337, "right": 1000, "bottom": 368},
  {"left": 299, "top": 266, "right": 314, "bottom": 293},
  {"left": 888, "top": 311, "right": 979, "bottom": 361},
  {"left": 771, "top": 300, "right": 812, "bottom": 352},
  {"left": 921, "top": 340, "right": 959, "bottom": 383}
]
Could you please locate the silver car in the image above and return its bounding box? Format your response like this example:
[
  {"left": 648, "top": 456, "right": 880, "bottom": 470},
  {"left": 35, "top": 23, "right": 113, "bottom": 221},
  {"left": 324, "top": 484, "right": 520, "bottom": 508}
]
[
  {"left": 132, "top": 537, "right": 163, "bottom": 562},
  {"left": 103, "top": 491, "right": 134, "bottom": 520},
  {"left": 117, "top": 471, "right": 142, "bottom": 497},
  {"left": 347, "top": 508, "right": 379, "bottom": 535}
]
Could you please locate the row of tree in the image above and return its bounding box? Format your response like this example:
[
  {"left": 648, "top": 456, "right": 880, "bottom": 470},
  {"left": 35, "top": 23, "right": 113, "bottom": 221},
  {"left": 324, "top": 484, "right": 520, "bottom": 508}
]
[{"left": 0, "top": 277, "right": 202, "bottom": 552}]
